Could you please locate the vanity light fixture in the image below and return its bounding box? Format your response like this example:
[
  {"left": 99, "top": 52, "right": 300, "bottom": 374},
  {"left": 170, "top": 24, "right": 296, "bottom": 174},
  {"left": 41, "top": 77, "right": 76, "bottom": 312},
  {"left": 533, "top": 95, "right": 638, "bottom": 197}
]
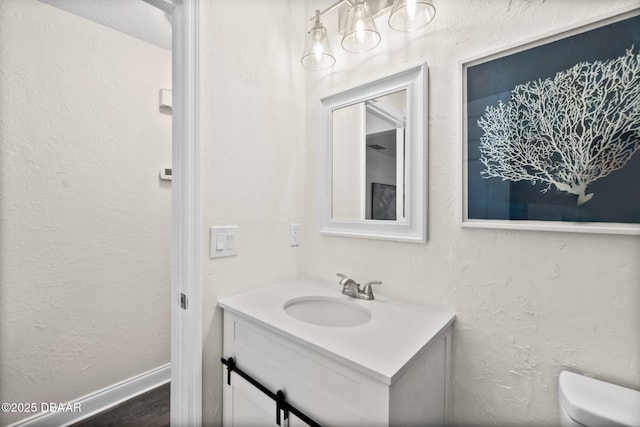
[
  {"left": 302, "top": 0, "right": 436, "bottom": 70},
  {"left": 301, "top": 10, "right": 336, "bottom": 70},
  {"left": 341, "top": 0, "right": 381, "bottom": 53},
  {"left": 388, "top": 0, "right": 436, "bottom": 32}
]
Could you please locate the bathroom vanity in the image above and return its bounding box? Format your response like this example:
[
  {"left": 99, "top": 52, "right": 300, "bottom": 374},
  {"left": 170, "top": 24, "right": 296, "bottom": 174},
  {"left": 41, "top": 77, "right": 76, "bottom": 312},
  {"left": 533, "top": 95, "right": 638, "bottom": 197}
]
[{"left": 218, "top": 279, "right": 455, "bottom": 426}]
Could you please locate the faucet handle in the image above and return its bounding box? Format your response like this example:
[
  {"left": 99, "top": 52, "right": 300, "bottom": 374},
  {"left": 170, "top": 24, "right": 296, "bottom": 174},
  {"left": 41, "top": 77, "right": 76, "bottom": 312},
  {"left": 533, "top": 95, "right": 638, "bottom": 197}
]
[
  {"left": 362, "top": 281, "right": 382, "bottom": 299},
  {"left": 336, "top": 273, "right": 351, "bottom": 288}
]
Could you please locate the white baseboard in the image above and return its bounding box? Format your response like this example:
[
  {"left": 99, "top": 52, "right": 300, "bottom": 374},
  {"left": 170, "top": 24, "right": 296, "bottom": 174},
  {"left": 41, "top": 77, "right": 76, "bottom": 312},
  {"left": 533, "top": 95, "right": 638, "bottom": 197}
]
[{"left": 10, "top": 363, "right": 171, "bottom": 427}]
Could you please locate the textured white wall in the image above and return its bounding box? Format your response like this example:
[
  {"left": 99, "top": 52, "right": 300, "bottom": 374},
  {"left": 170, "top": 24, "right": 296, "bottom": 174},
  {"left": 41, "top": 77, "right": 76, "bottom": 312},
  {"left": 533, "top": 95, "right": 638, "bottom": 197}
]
[
  {"left": 0, "top": 1, "right": 172, "bottom": 424},
  {"left": 303, "top": 0, "right": 640, "bottom": 425},
  {"left": 199, "top": 0, "right": 306, "bottom": 425}
]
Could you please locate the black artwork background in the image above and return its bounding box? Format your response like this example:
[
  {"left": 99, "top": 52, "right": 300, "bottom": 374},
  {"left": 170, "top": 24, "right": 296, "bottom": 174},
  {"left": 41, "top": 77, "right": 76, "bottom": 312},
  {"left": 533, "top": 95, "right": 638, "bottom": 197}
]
[
  {"left": 371, "top": 183, "right": 397, "bottom": 220},
  {"left": 466, "top": 13, "right": 640, "bottom": 223}
]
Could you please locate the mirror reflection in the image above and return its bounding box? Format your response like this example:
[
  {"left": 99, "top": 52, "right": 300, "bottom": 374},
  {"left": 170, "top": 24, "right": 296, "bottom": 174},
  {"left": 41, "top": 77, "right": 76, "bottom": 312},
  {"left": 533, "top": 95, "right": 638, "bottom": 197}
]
[{"left": 332, "top": 90, "right": 407, "bottom": 221}]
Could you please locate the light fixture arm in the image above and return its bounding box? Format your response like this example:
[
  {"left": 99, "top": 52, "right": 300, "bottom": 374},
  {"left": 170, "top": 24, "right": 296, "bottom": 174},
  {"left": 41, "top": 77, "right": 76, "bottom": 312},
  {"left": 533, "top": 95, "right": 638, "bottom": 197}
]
[{"left": 309, "top": 0, "right": 352, "bottom": 21}]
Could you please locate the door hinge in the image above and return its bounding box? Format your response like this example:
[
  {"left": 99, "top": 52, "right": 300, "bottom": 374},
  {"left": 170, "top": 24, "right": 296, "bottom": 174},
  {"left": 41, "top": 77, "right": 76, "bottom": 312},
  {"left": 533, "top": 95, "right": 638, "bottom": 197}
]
[{"left": 180, "top": 293, "right": 188, "bottom": 310}]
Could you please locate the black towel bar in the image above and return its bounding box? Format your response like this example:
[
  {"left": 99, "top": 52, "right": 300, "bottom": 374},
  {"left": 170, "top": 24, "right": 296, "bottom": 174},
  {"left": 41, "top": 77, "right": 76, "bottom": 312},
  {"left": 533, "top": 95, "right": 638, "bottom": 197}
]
[{"left": 221, "top": 357, "right": 322, "bottom": 427}]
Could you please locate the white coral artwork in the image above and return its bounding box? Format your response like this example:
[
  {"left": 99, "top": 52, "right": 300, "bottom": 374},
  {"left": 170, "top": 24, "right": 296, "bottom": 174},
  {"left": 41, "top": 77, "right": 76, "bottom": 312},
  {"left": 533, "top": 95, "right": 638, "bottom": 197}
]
[{"left": 477, "top": 47, "right": 640, "bottom": 206}]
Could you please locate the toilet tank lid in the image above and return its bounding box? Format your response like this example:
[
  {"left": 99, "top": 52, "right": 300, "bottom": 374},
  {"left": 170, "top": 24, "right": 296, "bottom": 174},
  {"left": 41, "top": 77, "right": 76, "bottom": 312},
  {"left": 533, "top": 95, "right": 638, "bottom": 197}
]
[{"left": 559, "top": 371, "right": 640, "bottom": 427}]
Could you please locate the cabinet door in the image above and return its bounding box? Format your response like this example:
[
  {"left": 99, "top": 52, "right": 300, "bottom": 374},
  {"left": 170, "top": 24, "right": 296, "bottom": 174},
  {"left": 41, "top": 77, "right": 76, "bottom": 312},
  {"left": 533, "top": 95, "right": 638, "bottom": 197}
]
[
  {"left": 287, "top": 412, "right": 311, "bottom": 427},
  {"left": 222, "top": 367, "right": 287, "bottom": 427}
]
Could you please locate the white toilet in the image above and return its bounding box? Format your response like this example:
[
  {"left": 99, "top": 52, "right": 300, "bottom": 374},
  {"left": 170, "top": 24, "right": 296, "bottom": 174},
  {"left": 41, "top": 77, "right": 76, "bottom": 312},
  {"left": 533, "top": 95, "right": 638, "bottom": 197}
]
[{"left": 559, "top": 370, "right": 640, "bottom": 427}]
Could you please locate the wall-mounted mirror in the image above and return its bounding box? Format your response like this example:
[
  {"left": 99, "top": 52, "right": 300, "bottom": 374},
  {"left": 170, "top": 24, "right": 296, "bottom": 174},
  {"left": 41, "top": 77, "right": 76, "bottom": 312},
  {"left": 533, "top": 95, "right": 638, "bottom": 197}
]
[{"left": 320, "top": 63, "right": 428, "bottom": 242}]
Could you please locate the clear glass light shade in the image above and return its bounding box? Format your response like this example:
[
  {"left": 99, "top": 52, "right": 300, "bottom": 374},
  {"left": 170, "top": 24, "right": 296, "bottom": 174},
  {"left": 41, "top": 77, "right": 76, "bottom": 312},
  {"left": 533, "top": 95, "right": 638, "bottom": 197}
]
[
  {"left": 301, "top": 25, "right": 336, "bottom": 70},
  {"left": 341, "top": 1, "right": 381, "bottom": 53},
  {"left": 388, "top": 0, "right": 436, "bottom": 32}
]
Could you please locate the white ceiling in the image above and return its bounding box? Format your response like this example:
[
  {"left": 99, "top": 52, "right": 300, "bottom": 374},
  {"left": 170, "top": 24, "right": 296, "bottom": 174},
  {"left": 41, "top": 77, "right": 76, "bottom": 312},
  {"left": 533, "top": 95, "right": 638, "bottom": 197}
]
[{"left": 38, "top": 0, "right": 171, "bottom": 51}]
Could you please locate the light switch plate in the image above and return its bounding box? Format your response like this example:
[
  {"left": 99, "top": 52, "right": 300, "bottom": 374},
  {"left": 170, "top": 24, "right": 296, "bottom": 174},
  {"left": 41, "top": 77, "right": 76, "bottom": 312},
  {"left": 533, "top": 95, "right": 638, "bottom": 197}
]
[
  {"left": 159, "top": 88, "right": 173, "bottom": 110},
  {"left": 209, "top": 226, "right": 239, "bottom": 258}
]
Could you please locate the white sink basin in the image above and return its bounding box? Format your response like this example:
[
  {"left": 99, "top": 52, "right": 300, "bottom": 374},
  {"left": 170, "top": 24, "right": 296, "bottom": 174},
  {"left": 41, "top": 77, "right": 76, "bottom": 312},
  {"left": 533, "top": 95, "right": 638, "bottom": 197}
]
[{"left": 283, "top": 296, "right": 371, "bottom": 327}]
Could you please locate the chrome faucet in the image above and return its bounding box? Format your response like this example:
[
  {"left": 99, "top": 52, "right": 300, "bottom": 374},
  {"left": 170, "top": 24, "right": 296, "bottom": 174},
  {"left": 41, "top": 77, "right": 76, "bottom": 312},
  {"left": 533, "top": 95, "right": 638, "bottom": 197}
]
[{"left": 336, "top": 273, "right": 381, "bottom": 300}]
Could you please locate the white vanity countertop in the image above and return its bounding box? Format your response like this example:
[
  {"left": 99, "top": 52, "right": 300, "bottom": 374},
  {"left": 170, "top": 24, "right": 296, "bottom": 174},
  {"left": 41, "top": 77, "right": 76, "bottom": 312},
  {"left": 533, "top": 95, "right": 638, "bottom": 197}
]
[{"left": 218, "top": 278, "right": 455, "bottom": 385}]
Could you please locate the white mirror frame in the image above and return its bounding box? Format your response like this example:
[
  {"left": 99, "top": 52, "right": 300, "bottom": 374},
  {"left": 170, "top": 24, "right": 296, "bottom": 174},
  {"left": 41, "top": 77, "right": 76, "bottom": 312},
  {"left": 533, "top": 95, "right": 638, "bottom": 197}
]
[{"left": 320, "top": 63, "right": 428, "bottom": 243}]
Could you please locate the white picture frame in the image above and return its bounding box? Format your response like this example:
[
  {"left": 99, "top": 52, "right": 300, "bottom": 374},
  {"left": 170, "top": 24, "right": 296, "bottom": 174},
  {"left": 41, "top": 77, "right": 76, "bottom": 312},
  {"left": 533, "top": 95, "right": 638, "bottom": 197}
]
[{"left": 460, "top": 6, "right": 640, "bottom": 235}]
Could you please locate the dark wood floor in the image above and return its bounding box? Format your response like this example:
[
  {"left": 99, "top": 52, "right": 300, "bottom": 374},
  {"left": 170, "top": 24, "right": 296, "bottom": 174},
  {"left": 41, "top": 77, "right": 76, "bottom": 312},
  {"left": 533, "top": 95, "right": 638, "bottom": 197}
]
[{"left": 71, "top": 383, "right": 170, "bottom": 427}]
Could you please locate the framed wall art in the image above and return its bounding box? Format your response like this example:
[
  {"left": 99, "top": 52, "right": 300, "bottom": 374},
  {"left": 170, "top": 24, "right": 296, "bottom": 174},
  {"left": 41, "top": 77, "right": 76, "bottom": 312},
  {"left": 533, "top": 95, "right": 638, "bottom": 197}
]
[
  {"left": 461, "top": 7, "right": 640, "bottom": 234},
  {"left": 371, "top": 183, "right": 397, "bottom": 220}
]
